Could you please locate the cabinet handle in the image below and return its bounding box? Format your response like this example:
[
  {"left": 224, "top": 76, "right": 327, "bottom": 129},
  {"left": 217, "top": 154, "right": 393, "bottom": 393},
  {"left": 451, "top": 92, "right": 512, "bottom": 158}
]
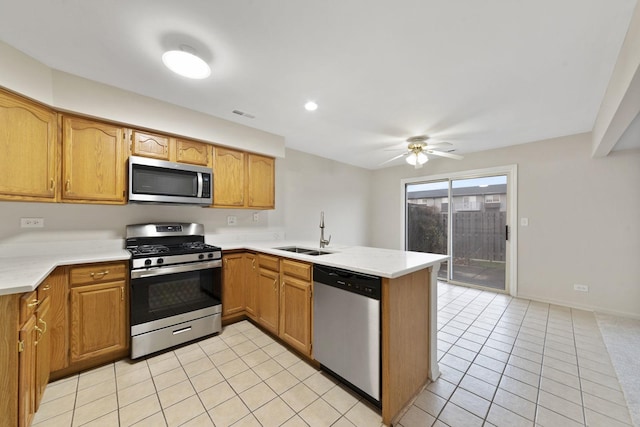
[
  {"left": 27, "top": 299, "right": 40, "bottom": 308},
  {"left": 50, "top": 178, "right": 55, "bottom": 190},
  {"left": 38, "top": 318, "right": 47, "bottom": 334},
  {"left": 273, "top": 278, "right": 277, "bottom": 292},
  {"left": 121, "top": 286, "right": 124, "bottom": 301},
  {"left": 90, "top": 270, "right": 109, "bottom": 279},
  {"left": 251, "top": 259, "right": 255, "bottom": 269},
  {"left": 35, "top": 325, "right": 43, "bottom": 345},
  {"left": 41, "top": 284, "right": 51, "bottom": 291},
  {"left": 65, "top": 179, "right": 70, "bottom": 192}
]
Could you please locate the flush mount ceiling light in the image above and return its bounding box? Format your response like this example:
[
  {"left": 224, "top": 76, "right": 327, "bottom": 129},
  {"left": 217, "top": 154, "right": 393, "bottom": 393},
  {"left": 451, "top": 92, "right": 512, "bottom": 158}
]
[
  {"left": 304, "top": 101, "right": 318, "bottom": 111},
  {"left": 162, "top": 45, "right": 211, "bottom": 79}
]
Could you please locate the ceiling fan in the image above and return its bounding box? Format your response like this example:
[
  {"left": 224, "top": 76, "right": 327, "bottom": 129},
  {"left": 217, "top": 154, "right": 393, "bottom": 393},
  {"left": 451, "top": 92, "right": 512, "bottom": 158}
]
[{"left": 381, "top": 135, "right": 464, "bottom": 169}]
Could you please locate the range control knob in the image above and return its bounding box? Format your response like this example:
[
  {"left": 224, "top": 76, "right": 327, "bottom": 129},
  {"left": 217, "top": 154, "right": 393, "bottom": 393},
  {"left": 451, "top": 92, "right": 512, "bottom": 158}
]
[
  {"left": 157, "top": 258, "right": 164, "bottom": 265},
  {"left": 208, "top": 253, "right": 214, "bottom": 259},
  {"left": 144, "top": 259, "right": 152, "bottom": 266},
  {"left": 198, "top": 254, "right": 205, "bottom": 260}
]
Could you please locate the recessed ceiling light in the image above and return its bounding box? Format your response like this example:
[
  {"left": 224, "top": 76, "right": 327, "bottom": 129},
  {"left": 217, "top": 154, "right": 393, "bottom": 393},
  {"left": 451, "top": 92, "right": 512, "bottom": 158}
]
[
  {"left": 304, "top": 101, "right": 318, "bottom": 111},
  {"left": 162, "top": 46, "right": 211, "bottom": 79}
]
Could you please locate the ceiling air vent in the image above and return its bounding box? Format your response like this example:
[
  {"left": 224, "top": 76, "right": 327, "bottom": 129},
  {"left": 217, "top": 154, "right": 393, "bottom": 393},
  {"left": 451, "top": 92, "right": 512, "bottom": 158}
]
[{"left": 232, "top": 110, "right": 255, "bottom": 119}]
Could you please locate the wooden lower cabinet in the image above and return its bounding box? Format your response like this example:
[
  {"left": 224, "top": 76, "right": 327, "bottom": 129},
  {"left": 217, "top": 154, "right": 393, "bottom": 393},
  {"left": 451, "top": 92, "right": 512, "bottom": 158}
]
[
  {"left": 17, "top": 313, "right": 36, "bottom": 427},
  {"left": 70, "top": 280, "right": 127, "bottom": 363},
  {"left": 34, "top": 296, "right": 50, "bottom": 410},
  {"left": 222, "top": 253, "right": 246, "bottom": 320},
  {"left": 279, "top": 259, "right": 312, "bottom": 356},
  {"left": 40, "top": 268, "right": 69, "bottom": 372},
  {"left": 244, "top": 253, "right": 258, "bottom": 320},
  {"left": 257, "top": 255, "right": 280, "bottom": 335},
  {"left": 16, "top": 289, "right": 51, "bottom": 427}
]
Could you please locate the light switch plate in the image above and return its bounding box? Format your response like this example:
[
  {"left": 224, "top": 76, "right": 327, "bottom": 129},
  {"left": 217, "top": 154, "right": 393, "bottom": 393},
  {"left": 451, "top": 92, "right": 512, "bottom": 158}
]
[
  {"left": 253, "top": 212, "right": 259, "bottom": 222},
  {"left": 520, "top": 218, "right": 529, "bottom": 226}
]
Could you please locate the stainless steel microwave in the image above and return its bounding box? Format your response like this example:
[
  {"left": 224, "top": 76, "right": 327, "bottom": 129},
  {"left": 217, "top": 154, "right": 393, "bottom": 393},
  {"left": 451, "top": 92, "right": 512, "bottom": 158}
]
[{"left": 128, "top": 156, "right": 213, "bottom": 205}]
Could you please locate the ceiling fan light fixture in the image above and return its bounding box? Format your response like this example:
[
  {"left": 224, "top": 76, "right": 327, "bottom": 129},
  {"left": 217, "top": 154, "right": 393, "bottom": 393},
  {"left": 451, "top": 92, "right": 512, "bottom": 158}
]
[
  {"left": 304, "top": 101, "right": 318, "bottom": 111},
  {"left": 162, "top": 46, "right": 211, "bottom": 79},
  {"left": 405, "top": 151, "right": 428, "bottom": 168}
]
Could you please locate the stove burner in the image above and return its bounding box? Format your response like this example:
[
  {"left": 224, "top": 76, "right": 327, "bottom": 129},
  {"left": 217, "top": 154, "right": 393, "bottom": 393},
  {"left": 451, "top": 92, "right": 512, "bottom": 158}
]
[
  {"left": 181, "top": 242, "right": 207, "bottom": 250},
  {"left": 136, "top": 244, "right": 169, "bottom": 254}
]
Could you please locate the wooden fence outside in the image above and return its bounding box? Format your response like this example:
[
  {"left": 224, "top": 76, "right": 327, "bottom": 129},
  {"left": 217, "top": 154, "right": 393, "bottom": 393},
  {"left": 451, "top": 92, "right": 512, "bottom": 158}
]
[{"left": 408, "top": 205, "right": 506, "bottom": 262}]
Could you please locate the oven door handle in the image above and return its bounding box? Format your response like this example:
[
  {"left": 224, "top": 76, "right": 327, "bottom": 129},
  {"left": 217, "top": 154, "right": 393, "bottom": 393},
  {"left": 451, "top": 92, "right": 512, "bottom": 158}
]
[{"left": 131, "top": 260, "right": 222, "bottom": 279}]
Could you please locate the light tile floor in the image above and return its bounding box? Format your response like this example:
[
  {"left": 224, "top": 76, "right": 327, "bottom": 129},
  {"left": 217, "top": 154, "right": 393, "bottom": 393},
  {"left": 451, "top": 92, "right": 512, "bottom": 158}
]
[
  {"left": 397, "top": 283, "right": 635, "bottom": 427},
  {"left": 33, "top": 282, "right": 635, "bottom": 427}
]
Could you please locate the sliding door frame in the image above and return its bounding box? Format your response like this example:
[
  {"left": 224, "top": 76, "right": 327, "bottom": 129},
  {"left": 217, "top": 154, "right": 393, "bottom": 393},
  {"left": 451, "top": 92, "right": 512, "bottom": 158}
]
[{"left": 401, "top": 164, "right": 518, "bottom": 296}]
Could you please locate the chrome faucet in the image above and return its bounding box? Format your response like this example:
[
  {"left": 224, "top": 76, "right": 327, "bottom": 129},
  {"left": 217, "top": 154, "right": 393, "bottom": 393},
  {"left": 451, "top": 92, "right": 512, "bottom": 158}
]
[{"left": 319, "top": 211, "right": 331, "bottom": 248}]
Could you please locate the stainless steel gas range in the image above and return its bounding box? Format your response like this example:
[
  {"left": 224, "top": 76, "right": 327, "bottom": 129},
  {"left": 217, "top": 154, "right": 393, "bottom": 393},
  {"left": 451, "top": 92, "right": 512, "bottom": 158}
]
[{"left": 125, "top": 223, "right": 222, "bottom": 359}]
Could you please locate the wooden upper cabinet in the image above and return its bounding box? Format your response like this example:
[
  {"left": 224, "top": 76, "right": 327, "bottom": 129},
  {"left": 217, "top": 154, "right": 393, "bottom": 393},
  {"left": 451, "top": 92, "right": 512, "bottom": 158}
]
[
  {"left": 0, "top": 90, "right": 57, "bottom": 201},
  {"left": 61, "top": 116, "right": 126, "bottom": 204},
  {"left": 131, "top": 130, "right": 170, "bottom": 160},
  {"left": 213, "top": 147, "right": 245, "bottom": 207},
  {"left": 177, "top": 139, "right": 210, "bottom": 166},
  {"left": 247, "top": 154, "right": 275, "bottom": 209}
]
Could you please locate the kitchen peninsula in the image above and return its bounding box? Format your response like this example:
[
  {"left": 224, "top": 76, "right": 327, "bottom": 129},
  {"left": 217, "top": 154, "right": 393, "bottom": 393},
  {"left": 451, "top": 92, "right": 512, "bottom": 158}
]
[{"left": 0, "top": 239, "right": 446, "bottom": 426}]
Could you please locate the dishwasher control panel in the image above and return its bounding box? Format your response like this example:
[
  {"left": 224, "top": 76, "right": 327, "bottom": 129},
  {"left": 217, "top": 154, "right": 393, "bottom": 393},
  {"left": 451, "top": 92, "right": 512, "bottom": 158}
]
[{"left": 313, "top": 265, "right": 381, "bottom": 300}]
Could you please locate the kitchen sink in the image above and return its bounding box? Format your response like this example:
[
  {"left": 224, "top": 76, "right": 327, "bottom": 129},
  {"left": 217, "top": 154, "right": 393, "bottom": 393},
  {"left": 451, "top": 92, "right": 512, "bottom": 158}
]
[{"left": 274, "top": 246, "right": 334, "bottom": 256}]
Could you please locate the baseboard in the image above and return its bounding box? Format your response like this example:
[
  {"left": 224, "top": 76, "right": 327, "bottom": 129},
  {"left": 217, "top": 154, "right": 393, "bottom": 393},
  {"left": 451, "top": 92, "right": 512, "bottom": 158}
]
[{"left": 515, "top": 293, "right": 640, "bottom": 320}]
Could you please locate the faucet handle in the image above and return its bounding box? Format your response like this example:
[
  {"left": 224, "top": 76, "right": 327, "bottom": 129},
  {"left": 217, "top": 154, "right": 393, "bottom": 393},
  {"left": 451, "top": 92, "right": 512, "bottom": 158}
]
[{"left": 326, "top": 235, "right": 331, "bottom": 245}]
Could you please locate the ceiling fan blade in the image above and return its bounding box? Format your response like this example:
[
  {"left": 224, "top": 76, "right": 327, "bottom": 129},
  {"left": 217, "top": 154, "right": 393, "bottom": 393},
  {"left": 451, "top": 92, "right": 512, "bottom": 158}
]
[
  {"left": 378, "top": 152, "right": 407, "bottom": 165},
  {"left": 426, "top": 142, "right": 452, "bottom": 148},
  {"left": 427, "top": 150, "right": 464, "bottom": 160}
]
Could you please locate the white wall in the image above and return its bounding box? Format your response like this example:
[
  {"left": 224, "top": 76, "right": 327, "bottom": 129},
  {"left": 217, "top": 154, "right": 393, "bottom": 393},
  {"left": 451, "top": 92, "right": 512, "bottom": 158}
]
[
  {"left": 279, "top": 149, "right": 373, "bottom": 246},
  {"left": 370, "top": 133, "right": 640, "bottom": 318}
]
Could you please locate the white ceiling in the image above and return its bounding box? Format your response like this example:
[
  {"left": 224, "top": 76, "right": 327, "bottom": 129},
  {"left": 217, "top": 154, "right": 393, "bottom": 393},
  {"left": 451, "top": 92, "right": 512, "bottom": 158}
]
[{"left": 0, "top": 0, "right": 637, "bottom": 169}]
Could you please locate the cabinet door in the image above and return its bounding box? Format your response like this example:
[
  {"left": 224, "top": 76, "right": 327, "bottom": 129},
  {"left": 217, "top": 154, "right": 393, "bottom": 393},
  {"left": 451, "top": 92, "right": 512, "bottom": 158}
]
[
  {"left": 131, "top": 130, "right": 170, "bottom": 160},
  {"left": 0, "top": 90, "right": 57, "bottom": 201},
  {"left": 280, "top": 275, "right": 312, "bottom": 356},
  {"left": 244, "top": 254, "right": 258, "bottom": 320},
  {"left": 247, "top": 154, "right": 275, "bottom": 209},
  {"left": 18, "top": 315, "right": 36, "bottom": 427},
  {"left": 39, "top": 268, "right": 69, "bottom": 372},
  {"left": 257, "top": 268, "right": 280, "bottom": 335},
  {"left": 62, "top": 116, "right": 126, "bottom": 203},
  {"left": 213, "top": 147, "right": 245, "bottom": 207},
  {"left": 70, "top": 280, "right": 127, "bottom": 363},
  {"left": 177, "top": 139, "right": 210, "bottom": 166},
  {"left": 34, "top": 296, "right": 50, "bottom": 410},
  {"left": 222, "top": 253, "right": 245, "bottom": 318}
]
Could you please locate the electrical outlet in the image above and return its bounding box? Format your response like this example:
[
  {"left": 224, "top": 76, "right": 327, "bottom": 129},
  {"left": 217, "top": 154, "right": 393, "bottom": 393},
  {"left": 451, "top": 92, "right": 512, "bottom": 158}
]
[
  {"left": 520, "top": 218, "right": 529, "bottom": 226},
  {"left": 20, "top": 217, "right": 44, "bottom": 228},
  {"left": 253, "top": 212, "right": 259, "bottom": 222},
  {"left": 573, "top": 284, "right": 589, "bottom": 292},
  {"left": 227, "top": 215, "right": 237, "bottom": 226}
]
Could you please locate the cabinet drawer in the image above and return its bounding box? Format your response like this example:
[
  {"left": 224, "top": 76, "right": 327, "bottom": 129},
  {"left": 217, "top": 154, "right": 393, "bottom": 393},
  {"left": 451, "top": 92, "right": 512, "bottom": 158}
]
[
  {"left": 281, "top": 259, "right": 311, "bottom": 281},
  {"left": 70, "top": 262, "right": 126, "bottom": 286},
  {"left": 258, "top": 254, "right": 280, "bottom": 272}
]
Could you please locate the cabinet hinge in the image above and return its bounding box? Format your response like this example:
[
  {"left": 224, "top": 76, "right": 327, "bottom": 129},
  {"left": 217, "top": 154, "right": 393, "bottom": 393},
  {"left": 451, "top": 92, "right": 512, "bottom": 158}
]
[{"left": 18, "top": 340, "right": 24, "bottom": 353}]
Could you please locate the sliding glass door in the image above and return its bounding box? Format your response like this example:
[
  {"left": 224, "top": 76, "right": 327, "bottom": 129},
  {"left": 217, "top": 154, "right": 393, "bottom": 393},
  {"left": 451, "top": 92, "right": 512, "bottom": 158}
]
[
  {"left": 406, "top": 180, "right": 449, "bottom": 279},
  {"left": 406, "top": 173, "right": 510, "bottom": 292}
]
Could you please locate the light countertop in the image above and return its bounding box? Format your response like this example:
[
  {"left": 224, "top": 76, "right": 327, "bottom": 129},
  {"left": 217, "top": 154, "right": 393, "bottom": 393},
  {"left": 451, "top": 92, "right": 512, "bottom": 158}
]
[
  {"left": 216, "top": 240, "right": 448, "bottom": 279},
  {"left": 0, "top": 240, "right": 130, "bottom": 296},
  {"left": 0, "top": 239, "right": 447, "bottom": 296}
]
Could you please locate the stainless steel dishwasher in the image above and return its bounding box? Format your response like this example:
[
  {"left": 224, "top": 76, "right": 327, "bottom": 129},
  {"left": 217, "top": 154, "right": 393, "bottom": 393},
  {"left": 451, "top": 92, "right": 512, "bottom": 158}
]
[{"left": 313, "top": 265, "right": 381, "bottom": 405}]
